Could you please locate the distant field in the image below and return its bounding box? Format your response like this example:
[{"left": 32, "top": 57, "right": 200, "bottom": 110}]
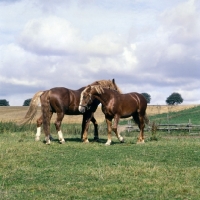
[{"left": 0, "top": 105, "right": 198, "bottom": 124}]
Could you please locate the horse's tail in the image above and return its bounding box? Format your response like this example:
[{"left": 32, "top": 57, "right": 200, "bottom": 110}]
[
  {"left": 40, "top": 90, "right": 51, "bottom": 138},
  {"left": 17, "top": 91, "right": 44, "bottom": 126}
]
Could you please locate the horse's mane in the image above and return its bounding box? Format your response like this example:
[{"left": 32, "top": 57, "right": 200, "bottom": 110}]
[
  {"left": 91, "top": 79, "right": 122, "bottom": 94},
  {"left": 90, "top": 84, "right": 120, "bottom": 95},
  {"left": 91, "top": 85, "right": 105, "bottom": 94}
]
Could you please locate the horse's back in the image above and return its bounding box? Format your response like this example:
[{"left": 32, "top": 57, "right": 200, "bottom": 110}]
[
  {"left": 48, "top": 87, "right": 81, "bottom": 114},
  {"left": 118, "top": 92, "right": 147, "bottom": 115},
  {"left": 131, "top": 92, "right": 147, "bottom": 115}
]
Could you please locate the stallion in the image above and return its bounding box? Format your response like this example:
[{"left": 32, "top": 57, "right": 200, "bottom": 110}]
[
  {"left": 20, "top": 79, "right": 121, "bottom": 144},
  {"left": 79, "top": 85, "right": 148, "bottom": 145}
]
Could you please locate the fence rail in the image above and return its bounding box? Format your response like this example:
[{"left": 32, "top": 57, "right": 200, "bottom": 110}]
[{"left": 126, "top": 119, "right": 200, "bottom": 133}]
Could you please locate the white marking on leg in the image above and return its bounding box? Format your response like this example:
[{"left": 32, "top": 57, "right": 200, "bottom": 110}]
[
  {"left": 45, "top": 136, "right": 51, "bottom": 145},
  {"left": 35, "top": 127, "right": 41, "bottom": 141},
  {"left": 58, "top": 130, "right": 65, "bottom": 143},
  {"left": 119, "top": 135, "right": 124, "bottom": 143},
  {"left": 105, "top": 139, "right": 112, "bottom": 146},
  {"left": 84, "top": 139, "right": 89, "bottom": 143}
]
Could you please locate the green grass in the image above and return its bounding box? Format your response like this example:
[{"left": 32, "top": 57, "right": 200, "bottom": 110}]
[
  {"left": 148, "top": 105, "right": 200, "bottom": 125},
  {"left": 120, "top": 105, "right": 200, "bottom": 136},
  {"left": 119, "top": 105, "right": 200, "bottom": 125},
  {"left": 0, "top": 130, "right": 200, "bottom": 200}
]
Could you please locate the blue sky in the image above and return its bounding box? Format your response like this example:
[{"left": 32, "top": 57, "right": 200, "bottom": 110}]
[{"left": 0, "top": 0, "right": 200, "bottom": 105}]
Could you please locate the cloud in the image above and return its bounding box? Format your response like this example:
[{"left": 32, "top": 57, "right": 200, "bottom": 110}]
[
  {"left": 18, "top": 16, "right": 125, "bottom": 58},
  {"left": 1, "top": 0, "right": 200, "bottom": 106},
  {"left": 18, "top": 16, "right": 81, "bottom": 55}
]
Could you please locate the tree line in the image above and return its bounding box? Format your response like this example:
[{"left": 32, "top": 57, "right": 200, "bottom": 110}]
[
  {"left": 0, "top": 93, "right": 183, "bottom": 106},
  {"left": 0, "top": 98, "right": 31, "bottom": 106}
]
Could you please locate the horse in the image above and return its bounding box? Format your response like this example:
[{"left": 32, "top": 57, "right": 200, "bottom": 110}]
[
  {"left": 78, "top": 85, "right": 148, "bottom": 145},
  {"left": 19, "top": 79, "right": 121, "bottom": 144}
]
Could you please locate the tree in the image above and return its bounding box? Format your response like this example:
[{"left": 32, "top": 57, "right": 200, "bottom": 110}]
[
  {"left": 166, "top": 92, "right": 183, "bottom": 105},
  {"left": 0, "top": 99, "right": 10, "bottom": 106},
  {"left": 141, "top": 93, "right": 151, "bottom": 104},
  {"left": 23, "top": 98, "right": 32, "bottom": 106}
]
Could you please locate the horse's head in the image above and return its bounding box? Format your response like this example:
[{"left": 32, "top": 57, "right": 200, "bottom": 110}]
[
  {"left": 79, "top": 86, "right": 93, "bottom": 113},
  {"left": 79, "top": 85, "right": 104, "bottom": 113}
]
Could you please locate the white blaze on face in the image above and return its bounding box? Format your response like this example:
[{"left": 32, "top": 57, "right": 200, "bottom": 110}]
[
  {"left": 79, "top": 91, "right": 84, "bottom": 106},
  {"left": 79, "top": 89, "right": 87, "bottom": 112}
]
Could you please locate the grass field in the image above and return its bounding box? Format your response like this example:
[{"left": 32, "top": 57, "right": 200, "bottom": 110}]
[
  {"left": 1, "top": 105, "right": 200, "bottom": 199},
  {"left": 0, "top": 131, "right": 200, "bottom": 200}
]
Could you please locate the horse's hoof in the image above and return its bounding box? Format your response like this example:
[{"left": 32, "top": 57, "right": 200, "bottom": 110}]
[
  {"left": 82, "top": 138, "right": 89, "bottom": 143},
  {"left": 136, "top": 141, "right": 145, "bottom": 144},
  {"left": 105, "top": 142, "right": 111, "bottom": 146},
  {"left": 93, "top": 137, "right": 99, "bottom": 142},
  {"left": 59, "top": 140, "right": 65, "bottom": 144},
  {"left": 120, "top": 137, "right": 125, "bottom": 143},
  {"left": 35, "top": 137, "right": 40, "bottom": 141},
  {"left": 49, "top": 136, "right": 54, "bottom": 141}
]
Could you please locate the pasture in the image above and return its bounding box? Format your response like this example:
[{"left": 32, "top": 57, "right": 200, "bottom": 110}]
[
  {"left": 0, "top": 132, "right": 200, "bottom": 199},
  {"left": 0, "top": 105, "right": 200, "bottom": 199}
]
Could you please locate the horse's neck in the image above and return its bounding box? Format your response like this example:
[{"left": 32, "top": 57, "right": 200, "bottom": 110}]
[
  {"left": 92, "top": 88, "right": 112, "bottom": 107},
  {"left": 77, "top": 87, "right": 85, "bottom": 92}
]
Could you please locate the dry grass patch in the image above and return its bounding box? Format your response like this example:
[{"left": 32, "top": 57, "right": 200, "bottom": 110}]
[{"left": 0, "top": 105, "right": 198, "bottom": 124}]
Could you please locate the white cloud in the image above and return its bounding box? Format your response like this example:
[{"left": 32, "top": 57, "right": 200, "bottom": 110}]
[
  {"left": 1, "top": 0, "right": 200, "bottom": 105},
  {"left": 166, "top": 44, "right": 186, "bottom": 61},
  {"left": 18, "top": 16, "right": 82, "bottom": 55}
]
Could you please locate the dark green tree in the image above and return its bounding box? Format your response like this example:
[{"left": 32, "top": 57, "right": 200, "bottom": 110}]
[
  {"left": 23, "top": 98, "right": 32, "bottom": 106},
  {"left": 141, "top": 93, "right": 151, "bottom": 104},
  {"left": 0, "top": 99, "right": 10, "bottom": 106},
  {"left": 166, "top": 92, "right": 183, "bottom": 105}
]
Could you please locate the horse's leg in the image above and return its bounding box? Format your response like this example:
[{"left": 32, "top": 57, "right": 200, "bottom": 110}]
[
  {"left": 54, "top": 112, "right": 65, "bottom": 144},
  {"left": 35, "top": 115, "right": 42, "bottom": 141},
  {"left": 81, "top": 113, "right": 90, "bottom": 143},
  {"left": 48, "top": 112, "right": 54, "bottom": 141},
  {"left": 91, "top": 115, "right": 99, "bottom": 141},
  {"left": 112, "top": 116, "right": 124, "bottom": 143},
  {"left": 105, "top": 117, "right": 113, "bottom": 145},
  {"left": 36, "top": 113, "right": 54, "bottom": 141},
  {"left": 136, "top": 112, "right": 145, "bottom": 143}
]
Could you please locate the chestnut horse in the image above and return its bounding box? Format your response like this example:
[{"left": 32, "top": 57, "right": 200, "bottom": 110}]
[
  {"left": 79, "top": 85, "right": 148, "bottom": 145},
  {"left": 20, "top": 79, "right": 121, "bottom": 144}
]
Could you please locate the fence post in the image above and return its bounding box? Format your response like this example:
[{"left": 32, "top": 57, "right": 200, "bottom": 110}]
[
  {"left": 167, "top": 112, "right": 170, "bottom": 133},
  {"left": 188, "top": 119, "right": 191, "bottom": 133}
]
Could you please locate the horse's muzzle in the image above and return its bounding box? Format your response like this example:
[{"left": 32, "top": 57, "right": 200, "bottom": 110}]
[{"left": 79, "top": 105, "right": 86, "bottom": 113}]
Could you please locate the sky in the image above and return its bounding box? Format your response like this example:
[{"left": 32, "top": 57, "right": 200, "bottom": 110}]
[{"left": 0, "top": 0, "right": 200, "bottom": 106}]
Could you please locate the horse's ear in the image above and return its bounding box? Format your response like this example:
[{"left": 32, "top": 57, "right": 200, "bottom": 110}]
[
  {"left": 88, "top": 85, "right": 92, "bottom": 91},
  {"left": 112, "top": 79, "right": 115, "bottom": 84}
]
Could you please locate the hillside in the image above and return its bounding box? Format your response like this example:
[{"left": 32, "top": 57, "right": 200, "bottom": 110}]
[{"left": 149, "top": 105, "right": 200, "bottom": 125}]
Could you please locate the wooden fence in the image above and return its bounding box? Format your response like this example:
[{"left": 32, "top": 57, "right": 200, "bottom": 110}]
[{"left": 126, "top": 119, "right": 200, "bottom": 134}]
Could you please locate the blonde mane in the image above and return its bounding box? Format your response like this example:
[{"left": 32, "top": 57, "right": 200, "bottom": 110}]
[
  {"left": 90, "top": 83, "right": 121, "bottom": 95},
  {"left": 91, "top": 79, "right": 122, "bottom": 94},
  {"left": 91, "top": 85, "right": 105, "bottom": 94}
]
